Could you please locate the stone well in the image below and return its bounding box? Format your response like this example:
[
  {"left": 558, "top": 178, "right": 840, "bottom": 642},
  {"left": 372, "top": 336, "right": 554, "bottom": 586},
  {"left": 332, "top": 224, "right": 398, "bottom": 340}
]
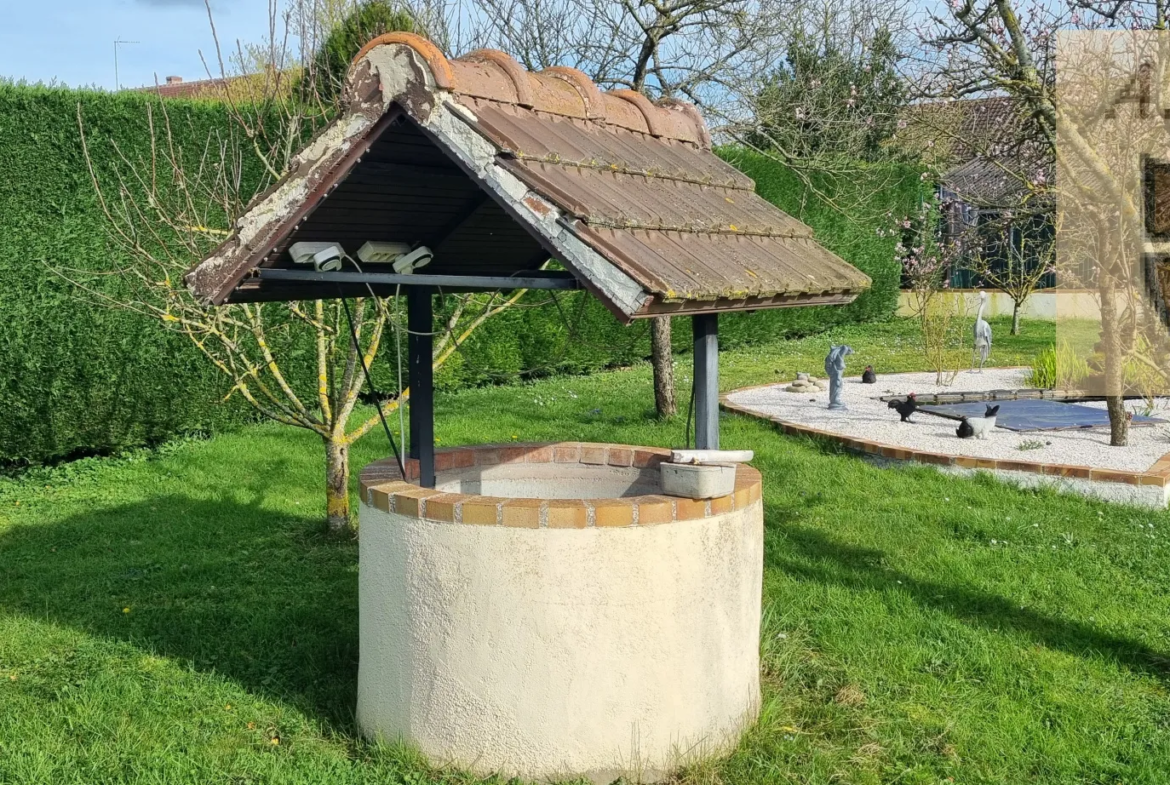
[{"left": 357, "top": 442, "right": 764, "bottom": 784}]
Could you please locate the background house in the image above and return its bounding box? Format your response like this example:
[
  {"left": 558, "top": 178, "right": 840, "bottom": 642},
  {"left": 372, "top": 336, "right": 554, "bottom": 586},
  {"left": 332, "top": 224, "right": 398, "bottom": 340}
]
[{"left": 895, "top": 96, "right": 1058, "bottom": 291}]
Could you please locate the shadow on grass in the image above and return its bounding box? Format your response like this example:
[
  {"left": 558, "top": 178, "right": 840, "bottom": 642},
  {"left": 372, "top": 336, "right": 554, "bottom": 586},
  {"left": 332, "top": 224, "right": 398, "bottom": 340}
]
[
  {"left": 0, "top": 492, "right": 360, "bottom": 732},
  {"left": 765, "top": 507, "right": 1170, "bottom": 681}
]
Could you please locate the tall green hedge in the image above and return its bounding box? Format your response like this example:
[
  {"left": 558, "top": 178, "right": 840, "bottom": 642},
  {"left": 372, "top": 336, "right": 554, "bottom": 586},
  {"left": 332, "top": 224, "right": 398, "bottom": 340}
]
[
  {"left": 717, "top": 147, "right": 922, "bottom": 332},
  {"left": 0, "top": 86, "right": 262, "bottom": 467},
  {"left": 0, "top": 85, "right": 919, "bottom": 466}
]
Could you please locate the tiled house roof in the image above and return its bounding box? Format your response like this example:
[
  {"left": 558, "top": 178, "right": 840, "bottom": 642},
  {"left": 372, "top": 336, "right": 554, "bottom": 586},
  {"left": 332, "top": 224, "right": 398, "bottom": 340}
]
[
  {"left": 136, "top": 75, "right": 235, "bottom": 100},
  {"left": 896, "top": 97, "right": 1053, "bottom": 207}
]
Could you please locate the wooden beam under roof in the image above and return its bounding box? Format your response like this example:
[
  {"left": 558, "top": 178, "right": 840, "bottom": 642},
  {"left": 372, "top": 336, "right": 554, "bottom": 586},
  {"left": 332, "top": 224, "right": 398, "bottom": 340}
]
[
  {"left": 254, "top": 268, "right": 580, "bottom": 291},
  {"left": 430, "top": 191, "right": 491, "bottom": 252}
]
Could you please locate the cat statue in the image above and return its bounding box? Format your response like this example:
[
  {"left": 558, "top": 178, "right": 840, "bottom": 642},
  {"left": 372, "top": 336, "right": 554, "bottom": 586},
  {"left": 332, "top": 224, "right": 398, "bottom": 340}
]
[{"left": 957, "top": 404, "right": 1000, "bottom": 440}]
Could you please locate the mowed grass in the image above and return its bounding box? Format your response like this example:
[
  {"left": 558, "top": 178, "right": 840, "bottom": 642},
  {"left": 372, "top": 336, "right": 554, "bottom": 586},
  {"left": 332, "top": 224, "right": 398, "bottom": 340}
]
[{"left": 3, "top": 316, "right": 1170, "bottom": 784}]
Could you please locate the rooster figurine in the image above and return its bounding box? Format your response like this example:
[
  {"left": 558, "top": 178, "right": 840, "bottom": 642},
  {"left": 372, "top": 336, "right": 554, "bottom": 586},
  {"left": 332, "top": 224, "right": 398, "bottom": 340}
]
[
  {"left": 888, "top": 393, "right": 919, "bottom": 423},
  {"left": 861, "top": 365, "right": 877, "bottom": 384}
]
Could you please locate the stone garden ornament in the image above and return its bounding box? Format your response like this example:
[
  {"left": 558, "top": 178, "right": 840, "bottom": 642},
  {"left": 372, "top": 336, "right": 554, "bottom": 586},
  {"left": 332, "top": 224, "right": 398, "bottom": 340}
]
[
  {"left": 784, "top": 372, "right": 826, "bottom": 393},
  {"left": 824, "top": 345, "right": 854, "bottom": 410}
]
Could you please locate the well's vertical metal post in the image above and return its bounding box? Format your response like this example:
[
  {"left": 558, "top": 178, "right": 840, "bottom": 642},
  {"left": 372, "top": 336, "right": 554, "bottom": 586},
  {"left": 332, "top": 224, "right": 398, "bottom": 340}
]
[
  {"left": 693, "top": 313, "right": 719, "bottom": 450},
  {"left": 408, "top": 286, "right": 435, "bottom": 488}
]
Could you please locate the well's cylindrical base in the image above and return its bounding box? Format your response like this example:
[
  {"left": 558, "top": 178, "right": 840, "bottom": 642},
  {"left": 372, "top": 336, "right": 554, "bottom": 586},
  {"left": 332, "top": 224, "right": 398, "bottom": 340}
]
[{"left": 357, "top": 443, "right": 763, "bottom": 784}]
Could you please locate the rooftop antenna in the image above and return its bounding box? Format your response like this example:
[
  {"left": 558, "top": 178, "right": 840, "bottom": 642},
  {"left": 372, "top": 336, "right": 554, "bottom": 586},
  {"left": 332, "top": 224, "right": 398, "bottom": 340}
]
[{"left": 114, "top": 38, "right": 140, "bottom": 90}]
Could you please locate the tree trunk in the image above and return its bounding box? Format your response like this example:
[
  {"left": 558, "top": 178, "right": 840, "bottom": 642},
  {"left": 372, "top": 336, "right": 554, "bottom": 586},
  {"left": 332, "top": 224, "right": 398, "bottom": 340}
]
[
  {"left": 1106, "top": 394, "right": 1130, "bottom": 447},
  {"left": 1011, "top": 300, "right": 1021, "bottom": 335},
  {"left": 651, "top": 316, "right": 676, "bottom": 417},
  {"left": 325, "top": 437, "right": 351, "bottom": 533},
  {"left": 1099, "top": 273, "right": 1128, "bottom": 446}
]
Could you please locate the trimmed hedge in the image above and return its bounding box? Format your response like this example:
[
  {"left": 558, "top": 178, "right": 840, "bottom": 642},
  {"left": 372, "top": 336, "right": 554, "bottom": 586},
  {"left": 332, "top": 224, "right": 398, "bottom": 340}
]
[
  {"left": 718, "top": 148, "right": 922, "bottom": 331},
  {"left": 0, "top": 85, "right": 920, "bottom": 466},
  {"left": 0, "top": 86, "right": 272, "bottom": 467}
]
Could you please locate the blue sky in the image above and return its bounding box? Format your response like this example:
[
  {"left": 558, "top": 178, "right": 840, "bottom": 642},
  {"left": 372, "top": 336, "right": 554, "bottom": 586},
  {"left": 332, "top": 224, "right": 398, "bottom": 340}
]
[{"left": 0, "top": 0, "right": 277, "bottom": 90}]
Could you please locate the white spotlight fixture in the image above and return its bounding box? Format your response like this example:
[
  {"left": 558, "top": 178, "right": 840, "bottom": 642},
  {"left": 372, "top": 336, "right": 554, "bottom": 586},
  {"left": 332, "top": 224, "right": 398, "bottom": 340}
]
[
  {"left": 356, "top": 241, "right": 412, "bottom": 264},
  {"left": 289, "top": 241, "right": 344, "bottom": 272},
  {"left": 391, "top": 246, "right": 434, "bottom": 275}
]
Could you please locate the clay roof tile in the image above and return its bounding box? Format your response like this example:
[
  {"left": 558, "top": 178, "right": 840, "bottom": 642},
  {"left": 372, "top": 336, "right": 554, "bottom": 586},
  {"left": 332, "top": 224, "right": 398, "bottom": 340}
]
[
  {"left": 181, "top": 33, "right": 870, "bottom": 317},
  {"left": 351, "top": 31, "right": 708, "bottom": 147}
]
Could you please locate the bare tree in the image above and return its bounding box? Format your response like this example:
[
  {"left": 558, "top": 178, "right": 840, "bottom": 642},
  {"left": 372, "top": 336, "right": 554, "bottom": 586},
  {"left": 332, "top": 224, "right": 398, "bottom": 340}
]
[
  {"left": 964, "top": 215, "right": 1055, "bottom": 334},
  {"left": 918, "top": 0, "right": 1170, "bottom": 446},
  {"left": 895, "top": 198, "right": 969, "bottom": 383},
  {"left": 62, "top": 0, "right": 530, "bottom": 532}
]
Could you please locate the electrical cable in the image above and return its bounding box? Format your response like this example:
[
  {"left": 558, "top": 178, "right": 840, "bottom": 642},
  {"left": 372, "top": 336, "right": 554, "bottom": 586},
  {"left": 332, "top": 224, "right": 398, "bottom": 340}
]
[
  {"left": 339, "top": 289, "right": 405, "bottom": 478},
  {"left": 684, "top": 379, "right": 696, "bottom": 450},
  {"left": 343, "top": 253, "right": 409, "bottom": 470},
  {"left": 393, "top": 283, "right": 406, "bottom": 460}
]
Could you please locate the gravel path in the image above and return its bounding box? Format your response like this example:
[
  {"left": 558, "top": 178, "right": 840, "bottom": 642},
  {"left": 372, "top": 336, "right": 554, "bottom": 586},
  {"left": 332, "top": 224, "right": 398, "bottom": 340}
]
[{"left": 726, "top": 368, "right": 1170, "bottom": 473}]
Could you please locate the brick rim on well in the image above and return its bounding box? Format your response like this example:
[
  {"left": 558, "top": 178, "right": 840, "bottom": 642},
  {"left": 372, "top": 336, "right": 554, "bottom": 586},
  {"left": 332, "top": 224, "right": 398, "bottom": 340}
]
[{"left": 359, "top": 442, "right": 762, "bottom": 527}]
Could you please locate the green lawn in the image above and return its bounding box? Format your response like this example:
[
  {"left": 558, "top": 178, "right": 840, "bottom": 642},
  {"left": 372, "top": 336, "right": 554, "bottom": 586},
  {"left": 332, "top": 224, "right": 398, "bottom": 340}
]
[{"left": 4, "top": 317, "right": 1170, "bottom": 784}]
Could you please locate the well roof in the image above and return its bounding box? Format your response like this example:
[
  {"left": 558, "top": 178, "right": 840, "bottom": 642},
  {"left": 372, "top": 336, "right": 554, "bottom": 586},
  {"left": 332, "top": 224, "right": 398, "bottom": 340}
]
[{"left": 185, "top": 33, "right": 871, "bottom": 320}]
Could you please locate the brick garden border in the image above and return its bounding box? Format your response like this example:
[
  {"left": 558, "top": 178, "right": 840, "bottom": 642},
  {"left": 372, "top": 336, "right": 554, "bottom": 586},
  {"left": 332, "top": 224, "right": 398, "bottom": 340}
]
[
  {"left": 359, "top": 442, "right": 762, "bottom": 528},
  {"left": 721, "top": 384, "right": 1170, "bottom": 489}
]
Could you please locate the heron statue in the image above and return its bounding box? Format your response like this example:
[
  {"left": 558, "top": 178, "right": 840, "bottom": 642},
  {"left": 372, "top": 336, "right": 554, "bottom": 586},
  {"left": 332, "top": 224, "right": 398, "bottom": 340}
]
[{"left": 972, "top": 290, "right": 992, "bottom": 372}]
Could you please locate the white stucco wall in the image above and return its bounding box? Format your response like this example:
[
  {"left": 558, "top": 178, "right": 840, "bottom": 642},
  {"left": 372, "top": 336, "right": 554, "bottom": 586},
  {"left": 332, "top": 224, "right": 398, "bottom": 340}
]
[
  {"left": 896, "top": 289, "right": 1108, "bottom": 320},
  {"left": 357, "top": 499, "right": 764, "bottom": 784}
]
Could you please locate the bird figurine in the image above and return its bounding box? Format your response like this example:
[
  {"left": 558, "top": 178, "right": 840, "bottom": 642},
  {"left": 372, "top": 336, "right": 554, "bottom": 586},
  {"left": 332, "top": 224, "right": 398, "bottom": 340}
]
[
  {"left": 861, "top": 365, "right": 877, "bottom": 384},
  {"left": 888, "top": 393, "right": 919, "bottom": 423},
  {"left": 956, "top": 404, "right": 1000, "bottom": 439},
  {"left": 972, "top": 291, "right": 992, "bottom": 373}
]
